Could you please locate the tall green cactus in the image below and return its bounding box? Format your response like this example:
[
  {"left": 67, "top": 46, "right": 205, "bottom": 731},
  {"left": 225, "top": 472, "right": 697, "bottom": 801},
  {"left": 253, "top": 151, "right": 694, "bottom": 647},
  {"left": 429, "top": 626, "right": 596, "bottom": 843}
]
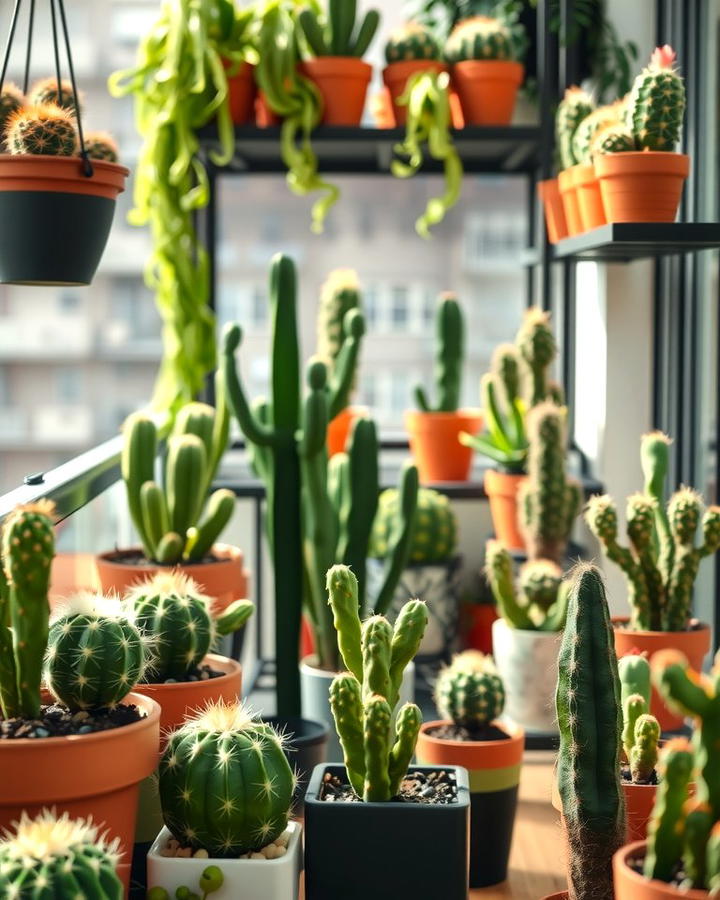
[
  {"left": 298, "top": 0, "right": 380, "bottom": 57},
  {"left": 555, "top": 564, "right": 625, "bottom": 900},
  {"left": 415, "top": 293, "right": 464, "bottom": 413},
  {"left": 556, "top": 86, "right": 595, "bottom": 169}
]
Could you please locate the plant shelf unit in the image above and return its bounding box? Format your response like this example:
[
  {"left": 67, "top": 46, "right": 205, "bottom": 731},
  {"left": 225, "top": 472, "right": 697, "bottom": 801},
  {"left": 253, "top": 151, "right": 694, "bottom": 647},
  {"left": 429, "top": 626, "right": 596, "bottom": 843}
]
[{"left": 553, "top": 222, "right": 720, "bottom": 262}]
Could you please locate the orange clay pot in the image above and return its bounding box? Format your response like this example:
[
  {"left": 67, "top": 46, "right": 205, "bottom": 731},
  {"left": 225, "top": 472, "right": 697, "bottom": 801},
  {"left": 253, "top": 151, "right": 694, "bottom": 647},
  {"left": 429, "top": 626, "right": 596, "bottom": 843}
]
[
  {"left": 226, "top": 61, "right": 256, "bottom": 124},
  {"left": 256, "top": 91, "right": 280, "bottom": 127},
  {"left": 558, "top": 166, "right": 583, "bottom": 236},
  {"left": 613, "top": 618, "right": 711, "bottom": 732},
  {"left": 301, "top": 57, "right": 372, "bottom": 126},
  {"left": 450, "top": 90, "right": 465, "bottom": 128},
  {"left": 623, "top": 781, "right": 658, "bottom": 843},
  {"left": 537, "top": 178, "right": 569, "bottom": 244},
  {"left": 595, "top": 152, "right": 690, "bottom": 223},
  {"left": 371, "top": 87, "right": 396, "bottom": 128},
  {"left": 405, "top": 409, "right": 483, "bottom": 483},
  {"left": 0, "top": 691, "right": 160, "bottom": 893},
  {"left": 613, "top": 841, "right": 709, "bottom": 899},
  {"left": 450, "top": 60, "right": 524, "bottom": 126},
  {"left": 461, "top": 602, "right": 498, "bottom": 655},
  {"left": 573, "top": 163, "right": 606, "bottom": 231},
  {"left": 0, "top": 155, "right": 128, "bottom": 199},
  {"left": 326, "top": 405, "right": 369, "bottom": 456},
  {"left": 383, "top": 61, "right": 447, "bottom": 126},
  {"left": 95, "top": 543, "right": 249, "bottom": 616},
  {"left": 483, "top": 469, "right": 526, "bottom": 551},
  {"left": 417, "top": 719, "right": 524, "bottom": 773}
]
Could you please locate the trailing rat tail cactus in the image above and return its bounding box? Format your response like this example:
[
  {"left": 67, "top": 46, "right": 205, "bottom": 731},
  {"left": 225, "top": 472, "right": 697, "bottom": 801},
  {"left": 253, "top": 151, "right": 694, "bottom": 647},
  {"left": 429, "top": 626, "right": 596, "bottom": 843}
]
[
  {"left": 297, "top": 0, "right": 380, "bottom": 57},
  {"left": 629, "top": 45, "right": 685, "bottom": 151},
  {"left": 316, "top": 269, "right": 362, "bottom": 374},
  {"left": 0, "top": 810, "right": 122, "bottom": 900},
  {"left": 370, "top": 486, "right": 456, "bottom": 565},
  {"left": 435, "top": 652, "right": 504, "bottom": 729},
  {"left": 444, "top": 15, "right": 515, "bottom": 63},
  {"left": 518, "top": 402, "right": 581, "bottom": 564},
  {"left": 85, "top": 131, "right": 119, "bottom": 162},
  {"left": 555, "top": 564, "right": 625, "bottom": 900},
  {"left": 28, "top": 76, "right": 80, "bottom": 113},
  {"left": 556, "top": 86, "right": 595, "bottom": 169},
  {"left": 0, "top": 83, "right": 24, "bottom": 136},
  {"left": 159, "top": 701, "right": 294, "bottom": 856},
  {"left": 6, "top": 104, "right": 78, "bottom": 156},
  {"left": 415, "top": 293, "right": 464, "bottom": 413},
  {"left": 385, "top": 21, "right": 441, "bottom": 62}
]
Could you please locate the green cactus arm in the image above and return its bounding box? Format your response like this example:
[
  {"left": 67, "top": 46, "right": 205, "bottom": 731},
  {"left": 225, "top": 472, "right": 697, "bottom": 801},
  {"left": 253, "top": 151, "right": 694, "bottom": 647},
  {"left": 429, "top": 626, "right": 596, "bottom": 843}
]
[
  {"left": 186, "top": 489, "right": 236, "bottom": 561},
  {"left": 121, "top": 413, "right": 157, "bottom": 557},
  {"left": 340, "top": 418, "right": 379, "bottom": 606},
  {"left": 139, "top": 481, "right": 169, "bottom": 558},
  {"left": 270, "top": 255, "right": 302, "bottom": 431},
  {"left": 630, "top": 714, "right": 660, "bottom": 783},
  {"left": 388, "top": 600, "right": 428, "bottom": 709},
  {"left": 327, "top": 309, "right": 365, "bottom": 421},
  {"left": 641, "top": 431, "right": 674, "bottom": 580},
  {"left": 155, "top": 532, "right": 184, "bottom": 564},
  {"left": 328, "top": 451, "right": 350, "bottom": 550},
  {"left": 173, "top": 403, "right": 215, "bottom": 467},
  {"left": 653, "top": 652, "right": 711, "bottom": 719},
  {"left": 706, "top": 822, "right": 720, "bottom": 894},
  {"left": 203, "top": 366, "right": 231, "bottom": 498},
  {"left": 297, "top": 7, "right": 328, "bottom": 56},
  {"left": 414, "top": 384, "right": 431, "bottom": 412},
  {"left": 626, "top": 493, "right": 664, "bottom": 630},
  {"left": 435, "top": 294, "right": 463, "bottom": 413},
  {"left": 329, "top": 673, "right": 365, "bottom": 797},
  {"left": 166, "top": 434, "right": 207, "bottom": 542},
  {"left": 0, "top": 562, "right": 19, "bottom": 718},
  {"left": 350, "top": 9, "right": 380, "bottom": 57},
  {"left": 484, "top": 541, "right": 534, "bottom": 630},
  {"left": 539, "top": 580, "right": 569, "bottom": 632},
  {"left": 326, "top": 566, "right": 363, "bottom": 683},
  {"left": 363, "top": 693, "right": 392, "bottom": 802},
  {"left": 622, "top": 693, "right": 646, "bottom": 759},
  {"left": 221, "top": 323, "right": 277, "bottom": 448},
  {"left": 361, "top": 615, "right": 392, "bottom": 701},
  {"left": 682, "top": 801, "right": 713, "bottom": 889},
  {"left": 371, "top": 463, "right": 419, "bottom": 616},
  {"left": 215, "top": 599, "right": 254, "bottom": 637},
  {"left": 329, "top": 0, "right": 354, "bottom": 54},
  {"left": 388, "top": 702, "right": 422, "bottom": 797},
  {"left": 247, "top": 398, "right": 273, "bottom": 486},
  {"left": 644, "top": 739, "right": 694, "bottom": 882},
  {"left": 618, "top": 653, "right": 651, "bottom": 709}
]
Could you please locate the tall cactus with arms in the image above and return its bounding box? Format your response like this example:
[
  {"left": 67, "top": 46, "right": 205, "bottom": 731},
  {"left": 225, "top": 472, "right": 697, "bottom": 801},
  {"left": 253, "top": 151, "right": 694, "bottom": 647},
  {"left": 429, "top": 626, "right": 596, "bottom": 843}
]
[{"left": 415, "top": 293, "right": 464, "bottom": 413}]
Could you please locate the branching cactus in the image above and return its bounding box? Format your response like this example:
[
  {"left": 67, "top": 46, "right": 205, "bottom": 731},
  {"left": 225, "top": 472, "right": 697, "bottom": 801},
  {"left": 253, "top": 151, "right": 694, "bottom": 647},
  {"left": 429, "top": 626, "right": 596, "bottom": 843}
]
[
  {"left": 0, "top": 810, "right": 122, "bottom": 900},
  {"left": 0, "top": 83, "right": 24, "bottom": 137},
  {"left": 159, "top": 701, "right": 295, "bottom": 856},
  {"left": 444, "top": 15, "right": 516, "bottom": 63},
  {"left": 555, "top": 564, "right": 625, "bottom": 900},
  {"left": 385, "top": 22, "right": 441, "bottom": 63},
  {"left": 298, "top": 0, "right": 380, "bottom": 58},
  {"left": 435, "top": 651, "right": 504, "bottom": 731},
  {"left": 128, "top": 571, "right": 253, "bottom": 682},
  {"left": 28, "top": 77, "right": 80, "bottom": 113},
  {"left": 316, "top": 269, "right": 362, "bottom": 376},
  {"left": 370, "top": 486, "right": 456, "bottom": 565},
  {"left": 485, "top": 539, "right": 568, "bottom": 631},
  {"left": 556, "top": 86, "right": 595, "bottom": 169},
  {"left": 415, "top": 293, "right": 464, "bottom": 413},
  {"left": 518, "top": 402, "right": 581, "bottom": 564},
  {"left": 6, "top": 104, "right": 78, "bottom": 156}
]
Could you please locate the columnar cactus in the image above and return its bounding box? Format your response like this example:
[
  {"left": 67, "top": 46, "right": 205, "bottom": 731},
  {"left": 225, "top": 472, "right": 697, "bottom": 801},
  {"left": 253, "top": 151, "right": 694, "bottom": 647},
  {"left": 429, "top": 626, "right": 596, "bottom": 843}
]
[
  {"left": 28, "top": 77, "right": 80, "bottom": 113},
  {"left": 0, "top": 811, "right": 122, "bottom": 900},
  {"left": 444, "top": 16, "right": 515, "bottom": 63},
  {"left": 518, "top": 402, "right": 581, "bottom": 564},
  {"left": 370, "top": 487, "right": 456, "bottom": 565},
  {"left": 6, "top": 104, "right": 78, "bottom": 156},
  {"left": 316, "top": 269, "right": 362, "bottom": 373},
  {"left": 159, "top": 701, "right": 295, "bottom": 856},
  {"left": 46, "top": 593, "right": 150, "bottom": 711},
  {"left": 415, "top": 293, "right": 464, "bottom": 413},
  {"left": 618, "top": 651, "right": 651, "bottom": 709},
  {"left": 556, "top": 86, "right": 595, "bottom": 169},
  {"left": 385, "top": 22, "right": 441, "bottom": 63},
  {"left": 555, "top": 564, "right": 625, "bottom": 900},
  {"left": 435, "top": 651, "right": 504, "bottom": 729},
  {"left": 0, "top": 83, "right": 24, "bottom": 137},
  {"left": 297, "top": 0, "right": 380, "bottom": 57},
  {"left": 85, "top": 131, "right": 119, "bottom": 162}
]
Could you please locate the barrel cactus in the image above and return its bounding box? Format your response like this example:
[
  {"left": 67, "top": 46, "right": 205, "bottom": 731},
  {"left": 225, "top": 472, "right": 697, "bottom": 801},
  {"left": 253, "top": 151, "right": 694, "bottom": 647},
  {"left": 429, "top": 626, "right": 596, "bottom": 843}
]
[
  {"left": 28, "top": 77, "right": 81, "bottom": 113},
  {"left": 444, "top": 16, "right": 515, "bottom": 63},
  {"left": 556, "top": 86, "right": 595, "bottom": 169},
  {"left": 0, "top": 83, "right": 24, "bottom": 137},
  {"left": 435, "top": 651, "right": 504, "bottom": 730},
  {"left": 385, "top": 21, "right": 441, "bottom": 63},
  {"left": 0, "top": 810, "right": 122, "bottom": 899},
  {"left": 159, "top": 700, "right": 294, "bottom": 856},
  {"left": 85, "top": 131, "right": 119, "bottom": 162},
  {"left": 6, "top": 104, "right": 78, "bottom": 156},
  {"left": 370, "top": 487, "right": 456, "bottom": 565}
]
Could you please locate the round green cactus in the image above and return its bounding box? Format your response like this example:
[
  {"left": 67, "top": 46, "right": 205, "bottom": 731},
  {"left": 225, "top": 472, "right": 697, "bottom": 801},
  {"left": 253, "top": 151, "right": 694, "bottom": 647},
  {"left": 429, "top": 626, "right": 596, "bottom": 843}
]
[
  {"left": 572, "top": 102, "right": 624, "bottom": 165},
  {"left": 0, "top": 810, "right": 122, "bottom": 899},
  {"left": 84, "top": 131, "right": 119, "bottom": 163},
  {"left": 591, "top": 123, "right": 636, "bottom": 156},
  {"left": 435, "top": 653, "right": 505, "bottom": 729},
  {"left": 46, "top": 592, "right": 149, "bottom": 711},
  {"left": 159, "top": 700, "right": 294, "bottom": 857},
  {"left": 444, "top": 16, "right": 514, "bottom": 64},
  {"left": 556, "top": 86, "right": 595, "bottom": 169},
  {"left": 628, "top": 45, "right": 685, "bottom": 151},
  {"left": 28, "top": 76, "right": 81, "bottom": 113},
  {"left": 6, "top": 104, "right": 78, "bottom": 156},
  {"left": 385, "top": 22, "right": 441, "bottom": 64},
  {"left": 370, "top": 487, "right": 456, "bottom": 564},
  {"left": 0, "top": 83, "right": 24, "bottom": 137},
  {"left": 316, "top": 268, "right": 362, "bottom": 370}
]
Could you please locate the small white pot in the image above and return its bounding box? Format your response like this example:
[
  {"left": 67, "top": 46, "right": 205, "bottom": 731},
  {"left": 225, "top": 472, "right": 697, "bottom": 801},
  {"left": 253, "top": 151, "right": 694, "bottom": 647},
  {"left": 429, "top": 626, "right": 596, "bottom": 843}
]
[
  {"left": 492, "top": 617, "right": 561, "bottom": 735},
  {"left": 146, "top": 821, "right": 303, "bottom": 900}
]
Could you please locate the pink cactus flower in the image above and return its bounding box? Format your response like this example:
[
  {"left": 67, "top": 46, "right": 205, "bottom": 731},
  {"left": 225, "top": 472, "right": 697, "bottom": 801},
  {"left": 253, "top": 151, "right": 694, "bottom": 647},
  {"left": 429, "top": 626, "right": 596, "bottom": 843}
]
[{"left": 651, "top": 45, "right": 677, "bottom": 69}]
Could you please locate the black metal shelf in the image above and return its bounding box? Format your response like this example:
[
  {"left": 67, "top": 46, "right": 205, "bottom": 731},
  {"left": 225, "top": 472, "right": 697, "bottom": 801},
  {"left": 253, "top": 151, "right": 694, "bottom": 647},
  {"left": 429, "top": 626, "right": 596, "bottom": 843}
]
[
  {"left": 553, "top": 223, "right": 720, "bottom": 262},
  {"left": 198, "top": 124, "right": 541, "bottom": 175}
]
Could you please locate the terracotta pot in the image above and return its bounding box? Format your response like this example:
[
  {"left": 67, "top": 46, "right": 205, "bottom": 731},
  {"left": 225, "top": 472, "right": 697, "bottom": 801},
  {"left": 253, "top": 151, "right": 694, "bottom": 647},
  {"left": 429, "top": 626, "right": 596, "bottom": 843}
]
[
  {"left": 226, "top": 61, "right": 256, "bottom": 124},
  {"left": 383, "top": 61, "right": 447, "bottom": 127},
  {"left": 573, "top": 163, "right": 606, "bottom": 231},
  {"left": 461, "top": 602, "right": 498, "bottom": 655},
  {"left": 595, "top": 152, "right": 690, "bottom": 223},
  {"left": 301, "top": 57, "right": 372, "bottom": 126},
  {"left": 405, "top": 409, "right": 483, "bottom": 483},
  {"left": 537, "top": 178, "right": 569, "bottom": 244},
  {"left": 449, "top": 90, "right": 465, "bottom": 129},
  {"left": 95, "top": 543, "right": 248, "bottom": 615},
  {"left": 450, "top": 60, "right": 524, "bottom": 126},
  {"left": 558, "top": 166, "right": 583, "bottom": 236},
  {"left": 255, "top": 91, "right": 280, "bottom": 127},
  {"left": 483, "top": 469, "right": 526, "bottom": 550},
  {"left": 300, "top": 613, "right": 316, "bottom": 659},
  {"left": 613, "top": 619, "right": 711, "bottom": 732},
  {"left": 613, "top": 841, "right": 708, "bottom": 899},
  {"left": 0, "top": 691, "right": 160, "bottom": 893},
  {"left": 327, "top": 405, "right": 369, "bottom": 457},
  {"left": 371, "top": 87, "right": 396, "bottom": 128}
]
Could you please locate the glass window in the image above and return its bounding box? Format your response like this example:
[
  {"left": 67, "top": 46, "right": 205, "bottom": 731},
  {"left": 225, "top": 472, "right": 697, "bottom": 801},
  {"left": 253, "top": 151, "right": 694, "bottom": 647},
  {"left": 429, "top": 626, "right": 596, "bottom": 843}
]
[
  {"left": 390, "top": 287, "right": 409, "bottom": 330},
  {"left": 56, "top": 367, "right": 83, "bottom": 404}
]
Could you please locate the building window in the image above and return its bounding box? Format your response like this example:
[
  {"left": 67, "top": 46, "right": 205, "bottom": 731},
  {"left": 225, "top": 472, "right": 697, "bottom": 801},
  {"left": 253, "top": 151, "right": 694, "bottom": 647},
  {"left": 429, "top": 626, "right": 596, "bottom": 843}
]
[
  {"left": 390, "top": 287, "right": 408, "bottom": 330},
  {"left": 251, "top": 286, "right": 268, "bottom": 328},
  {"left": 58, "top": 291, "right": 80, "bottom": 313},
  {"left": 56, "top": 367, "right": 83, "bottom": 404},
  {"left": 364, "top": 286, "right": 378, "bottom": 330}
]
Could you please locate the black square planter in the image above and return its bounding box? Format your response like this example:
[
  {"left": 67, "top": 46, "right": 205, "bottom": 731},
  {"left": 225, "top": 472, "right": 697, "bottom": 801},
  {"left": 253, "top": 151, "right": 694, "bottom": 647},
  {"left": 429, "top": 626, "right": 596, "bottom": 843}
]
[{"left": 304, "top": 764, "right": 470, "bottom": 900}]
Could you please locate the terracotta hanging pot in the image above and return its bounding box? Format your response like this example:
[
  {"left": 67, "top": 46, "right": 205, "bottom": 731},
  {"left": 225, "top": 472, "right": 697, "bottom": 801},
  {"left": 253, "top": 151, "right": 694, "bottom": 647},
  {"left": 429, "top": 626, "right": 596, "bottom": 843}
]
[
  {"left": 483, "top": 469, "right": 526, "bottom": 550},
  {"left": 301, "top": 58, "right": 372, "bottom": 126},
  {"left": 573, "top": 163, "right": 606, "bottom": 230},
  {"left": 226, "top": 61, "right": 256, "bottom": 125},
  {"left": 537, "top": 178, "right": 569, "bottom": 244},
  {"left": 557, "top": 166, "right": 583, "bottom": 236},
  {"left": 595, "top": 152, "right": 690, "bottom": 223},
  {"left": 382, "top": 61, "right": 447, "bottom": 126},
  {"left": 613, "top": 841, "right": 709, "bottom": 899},
  {"left": 450, "top": 60, "right": 524, "bottom": 125},
  {"left": 405, "top": 409, "right": 483, "bottom": 483}
]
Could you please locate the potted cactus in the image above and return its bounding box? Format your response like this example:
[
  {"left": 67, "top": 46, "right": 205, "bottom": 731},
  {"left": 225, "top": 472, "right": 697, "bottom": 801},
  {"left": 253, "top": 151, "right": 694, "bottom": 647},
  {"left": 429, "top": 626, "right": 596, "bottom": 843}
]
[
  {"left": 0, "top": 502, "right": 161, "bottom": 894},
  {"left": 619, "top": 680, "right": 661, "bottom": 842},
  {"left": 569, "top": 100, "right": 625, "bottom": 230},
  {"left": 304, "top": 565, "right": 470, "bottom": 900},
  {"left": 368, "top": 486, "right": 461, "bottom": 661},
  {"left": 555, "top": 86, "right": 596, "bottom": 236},
  {"left": 146, "top": 700, "right": 302, "bottom": 900},
  {"left": 585, "top": 431, "right": 719, "bottom": 731},
  {"left": 416, "top": 650, "right": 524, "bottom": 888},
  {"left": 405, "top": 293, "right": 481, "bottom": 481},
  {"left": 382, "top": 22, "right": 445, "bottom": 126},
  {"left": 594, "top": 47, "right": 688, "bottom": 223},
  {"left": 444, "top": 14, "right": 525, "bottom": 126},
  {"left": 297, "top": 0, "right": 380, "bottom": 125}
]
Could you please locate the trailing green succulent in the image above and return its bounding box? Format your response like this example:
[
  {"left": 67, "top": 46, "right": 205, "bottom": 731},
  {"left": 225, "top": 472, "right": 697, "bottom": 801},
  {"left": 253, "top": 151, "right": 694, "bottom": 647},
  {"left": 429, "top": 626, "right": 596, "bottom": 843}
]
[
  {"left": 371, "top": 487, "right": 456, "bottom": 565},
  {"left": 159, "top": 700, "right": 295, "bottom": 857},
  {"left": 585, "top": 431, "right": 720, "bottom": 632},
  {"left": 0, "top": 83, "right": 24, "bottom": 137},
  {"left": 122, "top": 394, "right": 233, "bottom": 566},
  {"left": 0, "top": 811, "right": 122, "bottom": 900},
  {"left": 484, "top": 539, "right": 568, "bottom": 631},
  {"left": 385, "top": 21, "right": 442, "bottom": 63},
  {"left": 85, "top": 131, "right": 120, "bottom": 162},
  {"left": 435, "top": 650, "right": 504, "bottom": 729},
  {"left": 444, "top": 14, "right": 517, "bottom": 63},
  {"left": 0, "top": 501, "right": 55, "bottom": 720},
  {"left": 316, "top": 268, "right": 362, "bottom": 373},
  {"left": 415, "top": 293, "right": 464, "bottom": 413},
  {"left": 556, "top": 85, "right": 595, "bottom": 169},
  {"left": 46, "top": 593, "right": 150, "bottom": 711},
  {"left": 518, "top": 402, "right": 581, "bottom": 564},
  {"left": 298, "top": 0, "right": 380, "bottom": 57},
  {"left": 555, "top": 564, "right": 626, "bottom": 900},
  {"left": 392, "top": 70, "right": 463, "bottom": 237},
  {"left": 28, "top": 77, "right": 80, "bottom": 113},
  {"left": 128, "top": 571, "right": 253, "bottom": 682},
  {"left": 6, "top": 104, "right": 78, "bottom": 156},
  {"left": 328, "top": 565, "right": 427, "bottom": 802}
]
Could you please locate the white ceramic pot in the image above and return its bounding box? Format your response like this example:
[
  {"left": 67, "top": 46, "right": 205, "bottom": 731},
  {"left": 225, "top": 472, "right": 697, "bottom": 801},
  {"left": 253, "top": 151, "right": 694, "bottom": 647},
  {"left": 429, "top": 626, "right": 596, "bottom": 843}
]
[
  {"left": 146, "top": 821, "right": 303, "bottom": 900},
  {"left": 300, "top": 658, "right": 415, "bottom": 763},
  {"left": 492, "top": 617, "right": 562, "bottom": 735}
]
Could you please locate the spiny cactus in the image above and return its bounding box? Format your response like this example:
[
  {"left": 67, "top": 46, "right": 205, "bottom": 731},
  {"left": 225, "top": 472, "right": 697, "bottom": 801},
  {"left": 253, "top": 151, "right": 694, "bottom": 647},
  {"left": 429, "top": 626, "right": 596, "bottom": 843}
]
[
  {"left": 484, "top": 539, "right": 568, "bottom": 631},
  {"left": 6, "top": 104, "right": 78, "bottom": 156},
  {"left": 385, "top": 21, "right": 441, "bottom": 63},
  {"left": 555, "top": 564, "right": 625, "bottom": 900},
  {"left": 316, "top": 269, "right": 362, "bottom": 373},
  {"left": 0, "top": 83, "right": 24, "bottom": 136},
  {"left": 435, "top": 651, "right": 504, "bottom": 730},
  {"left": 128, "top": 571, "right": 253, "bottom": 682},
  {"left": 370, "top": 486, "right": 456, "bottom": 565},
  {"left": 0, "top": 810, "right": 122, "bottom": 900},
  {"left": 84, "top": 131, "right": 119, "bottom": 163},
  {"left": 590, "top": 123, "right": 635, "bottom": 156},
  {"left": 297, "top": 0, "right": 380, "bottom": 57},
  {"left": 46, "top": 593, "right": 150, "bottom": 711},
  {"left": 28, "top": 76, "right": 80, "bottom": 113},
  {"left": 618, "top": 651, "right": 651, "bottom": 709},
  {"left": 444, "top": 15, "right": 515, "bottom": 63},
  {"left": 572, "top": 102, "right": 624, "bottom": 165},
  {"left": 415, "top": 293, "right": 464, "bottom": 413},
  {"left": 159, "top": 700, "right": 295, "bottom": 856},
  {"left": 630, "top": 713, "right": 660, "bottom": 784},
  {"left": 556, "top": 86, "right": 595, "bottom": 169},
  {"left": 0, "top": 501, "right": 55, "bottom": 719}
]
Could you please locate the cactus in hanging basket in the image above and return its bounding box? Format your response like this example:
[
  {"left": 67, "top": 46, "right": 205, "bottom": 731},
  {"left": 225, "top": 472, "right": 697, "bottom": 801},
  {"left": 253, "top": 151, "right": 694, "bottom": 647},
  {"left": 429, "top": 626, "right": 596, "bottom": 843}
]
[
  {"left": 0, "top": 82, "right": 24, "bottom": 138},
  {"left": 84, "top": 131, "right": 119, "bottom": 162},
  {"left": 6, "top": 104, "right": 78, "bottom": 156},
  {"left": 28, "top": 76, "right": 81, "bottom": 114}
]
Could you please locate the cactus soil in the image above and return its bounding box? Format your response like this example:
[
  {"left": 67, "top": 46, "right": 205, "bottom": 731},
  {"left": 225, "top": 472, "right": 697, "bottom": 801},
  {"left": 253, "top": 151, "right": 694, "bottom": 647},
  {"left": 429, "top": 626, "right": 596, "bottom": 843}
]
[
  {"left": 613, "top": 841, "right": 709, "bottom": 899},
  {"left": 0, "top": 700, "right": 144, "bottom": 739}
]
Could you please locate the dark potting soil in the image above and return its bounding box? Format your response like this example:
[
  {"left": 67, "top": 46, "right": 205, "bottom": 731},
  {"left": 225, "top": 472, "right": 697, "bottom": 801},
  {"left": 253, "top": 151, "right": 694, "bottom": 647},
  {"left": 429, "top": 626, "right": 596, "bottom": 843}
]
[
  {"left": 320, "top": 769, "right": 458, "bottom": 805},
  {"left": 627, "top": 854, "right": 689, "bottom": 889},
  {"left": 141, "top": 664, "right": 225, "bottom": 686},
  {"left": 621, "top": 764, "right": 658, "bottom": 786},
  {"left": 106, "top": 548, "right": 219, "bottom": 567},
  {"left": 0, "top": 703, "right": 144, "bottom": 740},
  {"left": 426, "top": 722, "right": 511, "bottom": 743}
]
